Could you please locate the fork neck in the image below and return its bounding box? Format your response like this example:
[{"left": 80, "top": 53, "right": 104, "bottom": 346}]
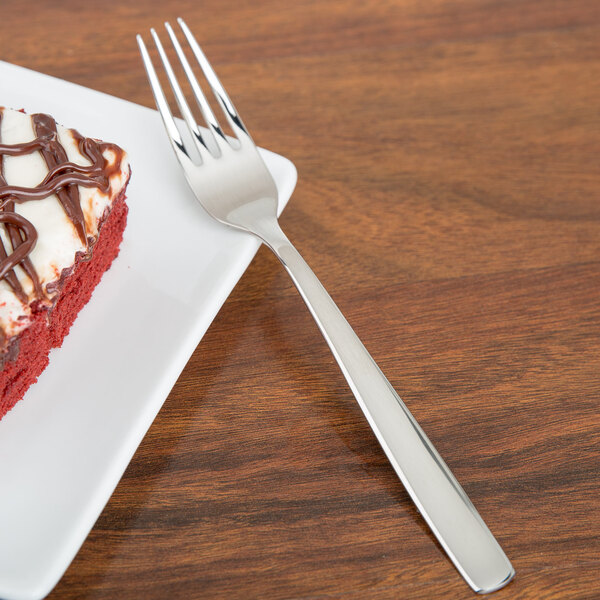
[
  {"left": 223, "top": 195, "right": 290, "bottom": 253},
  {"left": 243, "top": 213, "right": 291, "bottom": 257}
]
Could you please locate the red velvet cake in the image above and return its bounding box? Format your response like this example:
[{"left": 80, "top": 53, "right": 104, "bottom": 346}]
[{"left": 0, "top": 106, "right": 130, "bottom": 420}]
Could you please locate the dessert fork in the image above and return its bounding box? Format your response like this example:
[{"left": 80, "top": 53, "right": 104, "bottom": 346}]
[{"left": 137, "top": 19, "right": 515, "bottom": 594}]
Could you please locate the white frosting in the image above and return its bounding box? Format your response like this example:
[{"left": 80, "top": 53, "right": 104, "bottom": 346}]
[{"left": 0, "top": 107, "right": 129, "bottom": 339}]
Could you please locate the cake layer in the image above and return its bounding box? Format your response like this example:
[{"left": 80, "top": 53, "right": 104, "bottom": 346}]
[{"left": 0, "top": 191, "right": 128, "bottom": 419}]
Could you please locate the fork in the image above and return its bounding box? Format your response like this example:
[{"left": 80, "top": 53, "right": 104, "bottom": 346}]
[{"left": 137, "top": 19, "right": 515, "bottom": 594}]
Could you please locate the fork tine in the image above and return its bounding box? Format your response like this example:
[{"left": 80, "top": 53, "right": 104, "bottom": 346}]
[
  {"left": 149, "top": 28, "right": 212, "bottom": 162},
  {"left": 164, "top": 21, "right": 229, "bottom": 155},
  {"left": 137, "top": 34, "right": 191, "bottom": 162},
  {"left": 177, "top": 17, "right": 252, "bottom": 144}
]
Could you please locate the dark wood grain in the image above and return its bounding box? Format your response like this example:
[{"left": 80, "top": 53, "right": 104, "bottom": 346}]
[{"left": 2, "top": 1, "right": 599, "bottom": 598}]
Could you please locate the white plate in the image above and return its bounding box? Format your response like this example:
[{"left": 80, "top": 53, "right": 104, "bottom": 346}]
[{"left": 0, "top": 61, "right": 296, "bottom": 600}]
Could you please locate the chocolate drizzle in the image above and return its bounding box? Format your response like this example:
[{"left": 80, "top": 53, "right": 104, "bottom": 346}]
[{"left": 0, "top": 108, "right": 124, "bottom": 307}]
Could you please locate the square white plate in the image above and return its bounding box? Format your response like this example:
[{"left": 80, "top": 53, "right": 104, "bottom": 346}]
[{"left": 0, "top": 61, "right": 296, "bottom": 600}]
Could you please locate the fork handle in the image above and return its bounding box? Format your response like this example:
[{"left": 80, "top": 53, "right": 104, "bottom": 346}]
[{"left": 251, "top": 216, "right": 514, "bottom": 594}]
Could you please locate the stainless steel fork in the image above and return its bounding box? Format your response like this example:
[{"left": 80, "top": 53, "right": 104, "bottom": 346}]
[{"left": 137, "top": 19, "right": 515, "bottom": 594}]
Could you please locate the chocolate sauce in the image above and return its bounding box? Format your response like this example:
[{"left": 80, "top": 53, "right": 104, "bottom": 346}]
[{"left": 0, "top": 108, "right": 124, "bottom": 305}]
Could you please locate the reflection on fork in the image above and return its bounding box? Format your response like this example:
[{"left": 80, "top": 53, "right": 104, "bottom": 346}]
[{"left": 136, "top": 19, "right": 515, "bottom": 594}]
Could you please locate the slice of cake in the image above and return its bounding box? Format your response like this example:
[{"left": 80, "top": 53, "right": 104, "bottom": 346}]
[{"left": 0, "top": 106, "right": 130, "bottom": 420}]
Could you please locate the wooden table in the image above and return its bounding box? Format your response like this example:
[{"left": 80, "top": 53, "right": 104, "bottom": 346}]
[{"left": 3, "top": 1, "right": 599, "bottom": 598}]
